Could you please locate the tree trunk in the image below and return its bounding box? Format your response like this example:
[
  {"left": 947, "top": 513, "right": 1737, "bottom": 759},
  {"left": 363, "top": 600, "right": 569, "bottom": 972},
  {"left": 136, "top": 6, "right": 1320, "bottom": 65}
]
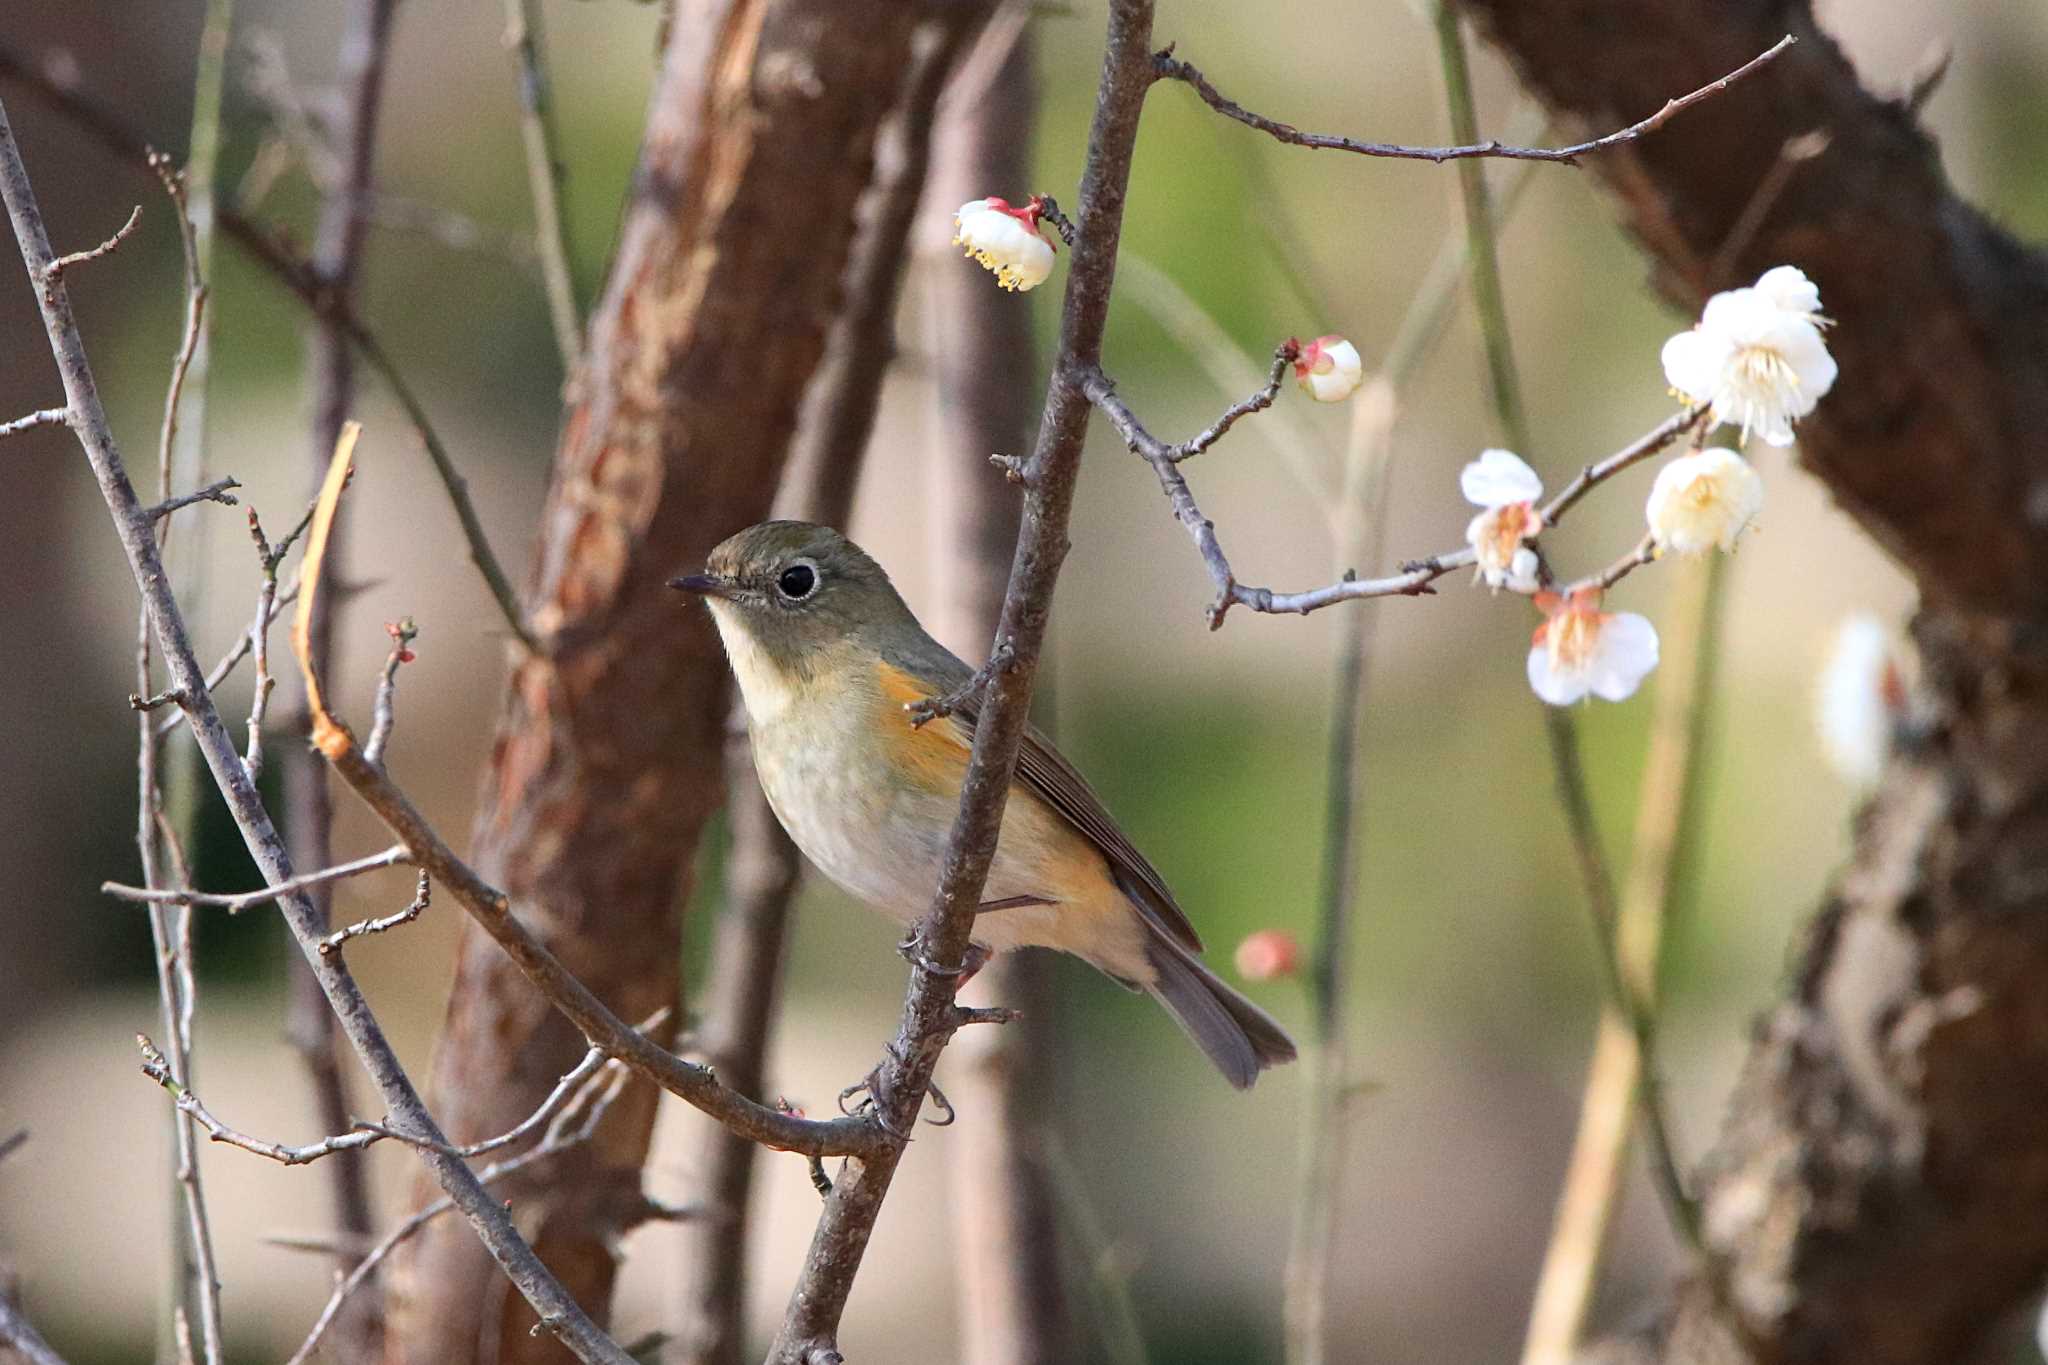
[
  {"left": 381, "top": 4, "right": 919, "bottom": 1360},
  {"left": 1451, "top": 3, "right": 2048, "bottom": 1361}
]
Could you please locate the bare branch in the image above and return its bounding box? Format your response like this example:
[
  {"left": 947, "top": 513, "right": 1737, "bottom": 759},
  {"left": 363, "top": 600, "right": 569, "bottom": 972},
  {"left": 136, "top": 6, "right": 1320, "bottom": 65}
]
[
  {"left": 0, "top": 1288, "right": 69, "bottom": 1365},
  {"left": 319, "top": 869, "right": 429, "bottom": 954},
  {"left": 0, "top": 115, "right": 626, "bottom": 1349},
  {"left": 363, "top": 616, "right": 416, "bottom": 766},
  {"left": 286, "top": 1061, "right": 636, "bottom": 1365},
  {"left": 103, "top": 844, "right": 413, "bottom": 913},
  {"left": 1093, "top": 363, "right": 1704, "bottom": 627},
  {"left": 501, "top": 0, "right": 581, "bottom": 370},
  {"left": 154, "top": 579, "right": 299, "bottom": 738},
  {"left": 0, "top": 41, "right": 536, "bottom": 652},
  {"left": 139, "top": 1025, "right": 633, "bottom": 1166},
  {"left": 0, "top": 406, "right": 65, "bottom": 439},
  {"left": 143, "top": 477, "right": 240, "bottom": 523},
  {"left": 44, "top": 202, "right": 140, "bottom": 275},
  {"left": 1154, "top": 34, "right": 1794, "bottom": 165},
  {"left": 1539, "top": 407, "right": 1706, "bottom": 527}
]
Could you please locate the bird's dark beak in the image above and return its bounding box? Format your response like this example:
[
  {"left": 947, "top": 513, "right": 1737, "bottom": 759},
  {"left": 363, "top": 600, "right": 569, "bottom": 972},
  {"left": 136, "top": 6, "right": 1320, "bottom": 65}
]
[{"left": 668, "top": 573, "right": 734, "bottom": 600}]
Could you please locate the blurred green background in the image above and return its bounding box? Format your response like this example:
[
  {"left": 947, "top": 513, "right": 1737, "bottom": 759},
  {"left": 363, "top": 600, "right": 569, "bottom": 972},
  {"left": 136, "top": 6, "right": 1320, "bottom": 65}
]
[{"left": 2, "top": 2, "right": 2043, "bottom": 1362}]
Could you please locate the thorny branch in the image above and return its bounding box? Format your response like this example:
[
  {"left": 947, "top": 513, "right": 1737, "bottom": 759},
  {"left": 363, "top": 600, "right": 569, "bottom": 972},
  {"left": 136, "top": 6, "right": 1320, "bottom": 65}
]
[{"left": 1154, "top": 35, "right": 1793, "bottom": 165}]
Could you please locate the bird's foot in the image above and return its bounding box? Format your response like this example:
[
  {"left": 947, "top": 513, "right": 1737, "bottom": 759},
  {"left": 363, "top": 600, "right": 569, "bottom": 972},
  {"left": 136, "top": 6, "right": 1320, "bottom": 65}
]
[
  {"left": 836, "top": 1043, "right": 956, "bottom": 1133},
  {"left": 895, "top": 934, "right": 991, "bottom": 987}
]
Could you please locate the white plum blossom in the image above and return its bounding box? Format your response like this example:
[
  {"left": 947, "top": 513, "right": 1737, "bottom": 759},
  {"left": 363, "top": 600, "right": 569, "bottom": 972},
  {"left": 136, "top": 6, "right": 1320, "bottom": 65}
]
[
  {"left": 1461, "top": 448, "right": 1544, "bottom": 593},
  {"left": 1293, "top": 335, "right": 1364, "bottom": 403},
  {"left": 1661, "top": 264, "right": 1837, "bottom": 447},
  {"left": 952, "top": 197, "right": 1055, "bottom": 292},
  {"left": 1527, "top": 588, "right": 1660, "bottom": 706},
  {"left": 1816, "top": 613, "right": 1907, "bottom": 787},
  {"left": 1645, "top": 447, "right": 1765, "bottom": 555}
]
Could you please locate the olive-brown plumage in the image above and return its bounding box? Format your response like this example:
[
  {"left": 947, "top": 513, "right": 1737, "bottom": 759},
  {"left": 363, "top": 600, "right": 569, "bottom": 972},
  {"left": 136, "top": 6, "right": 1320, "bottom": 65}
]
[{"left": 673, "top": 521, "right": 1296, "bottom": 1087}]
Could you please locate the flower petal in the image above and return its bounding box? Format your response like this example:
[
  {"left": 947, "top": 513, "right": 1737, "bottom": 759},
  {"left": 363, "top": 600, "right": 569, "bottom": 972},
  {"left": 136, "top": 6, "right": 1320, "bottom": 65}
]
[
  {"left": 1587, "top": 612, "right": 1660, "bottom": 701},
  {"left": 1460, "top": 448, "right": 1543, "bottom": 507},
  {"left": 1527, "top": 639, "right": 1588, "bottom": 706}
]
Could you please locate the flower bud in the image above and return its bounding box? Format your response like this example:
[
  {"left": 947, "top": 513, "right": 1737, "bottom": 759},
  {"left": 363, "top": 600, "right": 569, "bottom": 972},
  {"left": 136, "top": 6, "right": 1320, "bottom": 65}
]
[
  {"left": 1293, "top": 335, "right": 1364, "bottom": 403},
  {"left": 952, "top": 197, "right": 1056, "bottom": 292}
]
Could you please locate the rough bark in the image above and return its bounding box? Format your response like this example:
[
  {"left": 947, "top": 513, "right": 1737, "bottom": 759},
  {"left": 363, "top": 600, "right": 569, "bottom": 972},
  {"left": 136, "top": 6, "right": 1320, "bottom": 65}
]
[
  {"left": 1450, "top": 3, "right": 2048, "bottom": 1361},
  {"left": 381, "top": 4, "right": 919, "bottom": 1361},
  {"left": 925, "top": 27, "right": 1075, "bottom": 1365}
]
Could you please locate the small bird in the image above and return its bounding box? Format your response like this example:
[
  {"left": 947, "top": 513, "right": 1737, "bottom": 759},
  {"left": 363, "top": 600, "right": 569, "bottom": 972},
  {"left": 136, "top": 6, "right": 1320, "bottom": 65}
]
[{"left": 672, "top": 521, "right": 1297, "bottom": 1088}]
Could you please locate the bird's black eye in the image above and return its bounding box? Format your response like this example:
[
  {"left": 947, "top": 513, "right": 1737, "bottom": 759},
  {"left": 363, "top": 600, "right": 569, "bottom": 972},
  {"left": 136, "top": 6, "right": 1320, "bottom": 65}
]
[{"left": 776, "top": 562, "right": 819, "bottom": 601}]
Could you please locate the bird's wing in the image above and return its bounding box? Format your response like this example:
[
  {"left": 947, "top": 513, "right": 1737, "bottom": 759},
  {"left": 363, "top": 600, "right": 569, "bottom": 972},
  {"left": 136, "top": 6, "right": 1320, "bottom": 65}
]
[{"left": 881, "top": 635, "right": 1205, "bottom": 955}]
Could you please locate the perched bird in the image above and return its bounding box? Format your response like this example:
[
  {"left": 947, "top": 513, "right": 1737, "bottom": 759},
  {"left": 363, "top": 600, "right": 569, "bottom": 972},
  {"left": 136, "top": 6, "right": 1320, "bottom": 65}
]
[{"left": 673, "top": 521, "right": 1297, "bottom": 1088}]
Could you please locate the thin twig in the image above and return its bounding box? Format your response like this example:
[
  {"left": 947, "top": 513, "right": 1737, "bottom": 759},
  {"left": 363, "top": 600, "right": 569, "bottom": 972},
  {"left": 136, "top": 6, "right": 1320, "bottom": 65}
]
[
  {"left": 1154, "top": 35, "right": 1794, "bottom": 164},
  {"left": 44, "top": 202, "right": 140, "bottom": 275},
  {"left": 364, "top": 616, "right": 415, "bottom": 766},
  {"left": 148, "top": 150, "right": 209, "bottom": 555},
  {"left": 1540, "top": 408, "right": 1705, "bottom": 527},
  {"left": 1114, "top": 253, "right": 1333, "bottom": 506},
  {"left": 502, "top": 0, "right": 582, "bottom": 370},
  {"left": 240, "top": 508, "right": 285, "bottom": 781},
  {"left": 0, "top": 406, "right": 66, "bottom": 438},
  {"left": 103, "top": 844, "right": 412, "bottom": 913},
  {"left": 0, "top": 43, "right": 537, "bottom": 651},
  {"left": 320, "top": 869, "right": 429, "bottom": 954},
  {"left": 130, "top": 145, "right": 226, "bottom": 1364},
  {"left": 139, "top": 1026, "right": 630, "bottom": 1165},
  {"left": 285, "top": 1061, "right": 636, "bottom": 1365},
  {"left": 154, "top": 580, "right": 299, "bottom": 738},
  {"left": 0, "top": 1128, "right": 26, "bottom": 1164},
  {"left": 144, "top": 477, "right": 240, "bottom": 522}
]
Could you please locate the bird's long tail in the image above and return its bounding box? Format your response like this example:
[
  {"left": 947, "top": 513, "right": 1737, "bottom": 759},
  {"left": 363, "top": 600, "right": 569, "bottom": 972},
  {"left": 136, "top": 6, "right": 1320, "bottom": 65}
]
[{"left": 1144, "top": 932, "right": 1298, "bottom": 1089}]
